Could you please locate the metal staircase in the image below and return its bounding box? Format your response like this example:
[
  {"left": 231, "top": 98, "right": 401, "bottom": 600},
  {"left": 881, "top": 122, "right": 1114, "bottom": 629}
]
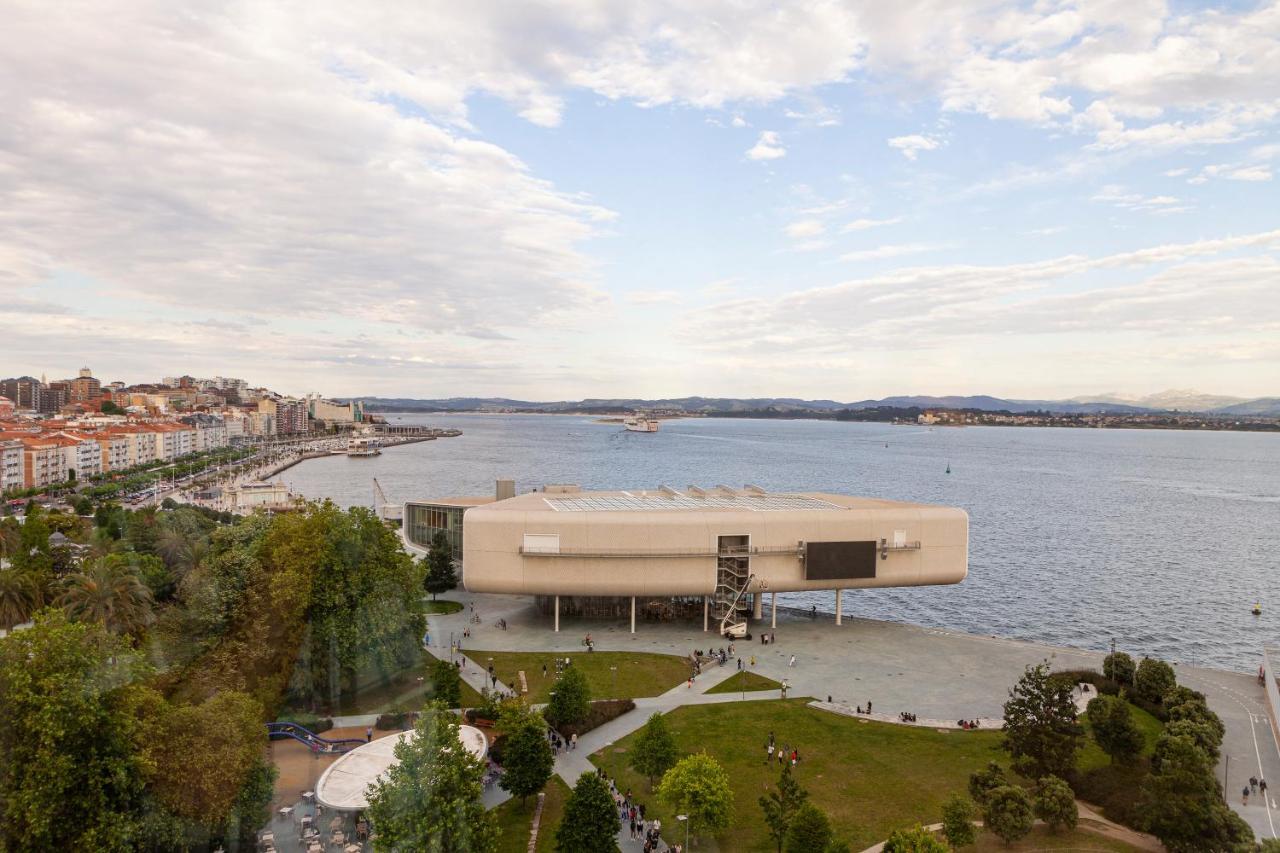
[{"left": 714, "top": 535, "right": 753, "bottom": 637}]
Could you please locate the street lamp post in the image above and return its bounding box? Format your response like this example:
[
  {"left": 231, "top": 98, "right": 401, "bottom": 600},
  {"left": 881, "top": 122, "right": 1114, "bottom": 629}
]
[
  {"left": 677, "top": 814, "right": 689, "bottom": 850},
  {"left": 610, "top": 665, "right": 617, "bottom": 699}
]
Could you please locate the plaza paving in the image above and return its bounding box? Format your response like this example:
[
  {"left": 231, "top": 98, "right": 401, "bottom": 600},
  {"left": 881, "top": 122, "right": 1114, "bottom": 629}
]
[{"left": 433, "top": 590, "right": 1280, "bottom": 844}]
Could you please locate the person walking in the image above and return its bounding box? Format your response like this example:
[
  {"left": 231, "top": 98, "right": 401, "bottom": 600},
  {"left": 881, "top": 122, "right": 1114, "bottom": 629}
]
[
  {"left": 365, "top": 726, "right": 373, "bottom": 743},
  {"left": 789, "top": 654, "right": 796, "bottom": 667},
  {"left": 1243, "top": 786, "right": 1250, "bottom": 805},
  {"left": 570, "top": 732, "right": 578, "bottom": 751},
  {"left": 1251, "top": 776, "right": 1259, "bottom": 793},
  {"left": 766, "top": 742, "right": 773, "bottom": 764}
]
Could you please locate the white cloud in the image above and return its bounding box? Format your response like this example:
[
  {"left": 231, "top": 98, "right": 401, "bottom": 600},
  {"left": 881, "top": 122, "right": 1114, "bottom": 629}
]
[
  {"left": 887, "top": 134, "right": 942, "bottom": 160},
  {"left": 1091, "top": 185, "right": 1189, "bottom": 213},
  {"left": 1225, "top": 166, "right": 1273, "bottom": 182},
  {"left": 784, "top": 219, "right": 825, "bottom": 239},
  {"left": 626, "top": 290, "right": 683, "bottom": 305},
  {"left": 747, "top": 130, "right": 787, "bottom": 161},
  {"left": 1163, "top": 168, "right": 1189, "bottom": 177},
  {"left": 730, "top": 115, "right": 748, "bottom": 128},
  {"left": 841, "top": 216, "right": 903, "bottom": 232},
  {"left": 840, "top": 242, "right": 951, "bottom": 262}
]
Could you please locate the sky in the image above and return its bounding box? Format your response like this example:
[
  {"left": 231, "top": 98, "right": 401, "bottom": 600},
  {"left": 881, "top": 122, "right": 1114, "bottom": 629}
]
[{"left": 1, "top": 1, "right": 1278, "bottom": 402}]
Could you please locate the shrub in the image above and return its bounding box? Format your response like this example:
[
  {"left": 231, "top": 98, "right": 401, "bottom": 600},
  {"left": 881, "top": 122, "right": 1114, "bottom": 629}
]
[
  {"left": 882, "top": 825, "right": 947, "bottom": 852},
  {"left": 551, "top": 699, "right": 635, "bottom": 739},
  {"left": 544, "top": 666, "right": 591, "bottom": 728},
  {"left": 375, "top": 710, "right": 410, "bottom": 730},
  {"left": 968, "top": 761, "right": 1007, "bottom": 806},
  {"left": 982, "top": 785, "right": 1034, "bottom": 846},
  {"left": 940, "top": 794, "right": 976, "bottom": 849},
  {"left": 1034, "top": 775, "right": 1078, "bottom": 833},
  {"left": 1086, "top": 695, "right": 1143, "bottom": 764},
  {"left": 1103, "top": 652, "right": 1136, "bottom": 685},
  {"left": 783, "top": 802, "right": 835, "bottom": 852},
  {"left": 1070, "top": 762, "right": 1149, "bottom": 829}
]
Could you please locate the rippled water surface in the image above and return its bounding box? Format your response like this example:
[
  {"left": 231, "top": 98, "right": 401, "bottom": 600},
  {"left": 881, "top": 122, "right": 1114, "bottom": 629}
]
[{"left": 285, "top": 414, "right": 1280, "bottom": 671}]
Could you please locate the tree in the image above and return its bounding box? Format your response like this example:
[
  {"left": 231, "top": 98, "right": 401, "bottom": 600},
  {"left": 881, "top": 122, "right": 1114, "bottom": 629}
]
[
  {"left": 497, "top": 704, "right": 554, "bottom": 806},
  {"left": 0, "top": 611, "right": 155, "bottom": 850},
  {"left": 968, "top": 761, "right": 1007, "bottom": 806},
  {"left": 57, "top": 557, "right": 154, "bottom": 636},
  {"left": 1001, "top": 662, "right": 1082, "bottom": 780},
  {"left": 982, "top": 785, "right": 1034, "bottom": 847},
  {"left": 147, "top": 691, "right": 266, "bottom": 826},
  {"left": 1166, "top": 697, "right": 1225, "bottom": 748},
  {"left": 366, "top": 703, "right": 497, "bottom": 853},
  {"left": 1033, "top": 775, "right": 1077, "bottom": 832},
  {"left": 940, "top": 795, "right": 976, "bottom": 849},
  {"left": 0, "top": 567, "right": 41, "bottom": 630},
  {"left": 545, "top": 664, "right": 591, "bottom": 728},
  {"left": 424, "top": 531, "right": 457, "bottom": 600},
  {"left": 101, "top": 400, "right": 123, "bottom": 415},
  {"left": 555, "top": 771, "right": 620, "bottom": 853},
  {"left": 12, "top": 504, "right": 52, "bottom": 574},
  {"left": 1134, "top": 657, "right": 1176, "bottom": 705},
  {"left": 632, "top": 712, "right": 679, "bottom": 789},
  {"left": 1140, "top": 733, "right": 1251, "bottom": 853},
  {"left": 882, "top": 825, "right": 948, "bottom": 853},
  {"left": 760, "top": 760, "right": 810, "bottom": 852},
  {"left": 658, "top": 753, "right": 734, "bottom": 841},
  {"left": 783, "top": 802, "right": 835, "bottom": 852},
  {"left": 1086, "top": 695, "right": 1144, "bottom": 764},
  {"left": 431, "top": 657, "right": 463, "bottom": 708},
  {"left": 1164, "top": 719, "right": 1221, "bottom": 763}
]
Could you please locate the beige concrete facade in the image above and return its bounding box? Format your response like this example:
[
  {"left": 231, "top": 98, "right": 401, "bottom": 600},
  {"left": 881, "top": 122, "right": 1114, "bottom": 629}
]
[{"left": 444, "top": 486, "right": 968, "bottom": 598}]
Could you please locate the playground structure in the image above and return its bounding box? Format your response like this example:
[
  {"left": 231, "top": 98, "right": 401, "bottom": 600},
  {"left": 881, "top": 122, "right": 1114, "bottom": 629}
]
[{"left": 267, "top": 721, "right": 366, "bottom": 755}]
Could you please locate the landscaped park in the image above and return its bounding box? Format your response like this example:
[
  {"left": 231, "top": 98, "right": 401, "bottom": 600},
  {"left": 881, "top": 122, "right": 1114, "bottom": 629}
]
[{"left": 0, "top": 502, "right": 1263, "bottom": 852}]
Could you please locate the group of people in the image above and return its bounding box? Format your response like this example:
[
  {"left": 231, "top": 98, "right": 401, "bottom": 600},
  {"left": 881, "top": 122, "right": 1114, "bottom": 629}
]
[
  {"left": 594, "top": 769, "right": 672, "bottom": 851},
  {"left": 764, "top": 731, "right": 801, "bottom": 767},
  {"left": 760, "top": 632, "right": 776, "bottom": 645},
  {"left": 1242, "top": 776, "right": 1268, "bottom": 805},
  {"left": 899, "top": 712, "right": 917, "bottom": 723},
  {"left": 546, "top": 729, "right": 577, "bottom": 755},
  {"left": 855, "top": 701, "right": 873, "bottom": 714},
  {"left": 957, "top": 719, "right": 981, "bottom": 730}
]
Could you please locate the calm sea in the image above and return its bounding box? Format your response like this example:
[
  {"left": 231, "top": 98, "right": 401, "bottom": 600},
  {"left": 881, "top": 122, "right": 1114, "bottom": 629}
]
[{"left": 284, "top": 414, "right": 1280, "bottom": 672}]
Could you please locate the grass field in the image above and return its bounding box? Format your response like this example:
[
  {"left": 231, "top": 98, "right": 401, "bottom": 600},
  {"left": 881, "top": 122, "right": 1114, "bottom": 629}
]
[
  {"left": 471, "top": 651, "right": 691, "bottom": 703},
  {"left": 493, "top": 776, "right": 571, "bottom": 853},
  {"left": 591, "top": 699, "right": 1007, "bottom": 851},
  {"left": 705, "top": 671, "right": 783, "bottom": 694}
]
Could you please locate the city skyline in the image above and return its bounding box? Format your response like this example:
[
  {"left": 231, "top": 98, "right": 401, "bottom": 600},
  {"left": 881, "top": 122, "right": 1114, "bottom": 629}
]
[{"left": 3, "top": 2, "right": 1279, "bottom": 399}]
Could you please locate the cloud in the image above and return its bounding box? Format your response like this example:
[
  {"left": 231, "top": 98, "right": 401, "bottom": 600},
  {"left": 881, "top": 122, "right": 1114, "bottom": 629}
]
[
  {"left": 1091, "top": 185, "right": 1189, "bottom": 213},
  {"left": 681, "top": 229, "right": 1280, "bottom": 359},
  {"left": 887, "top": 134, "right": 942, "bottom": 160},
  {"left": 1025, "top": 226, "right": 1067, "bottom": 236},
  {"left": 1225, "top": 166, "right": 1273, "bottom": 181},
  {"left": 730, "top": 115, "right": 748, "bottom": 128},
  {"left": 626, "top": 290, "right": 683, "bottom": 305},
  {"left": 841, "top": 216, "right": 903, "bottom": 233},
  {"left": 784, "top": 219, "right": 825, "bottom": 239},
  {"left": 840, "top": 242, "right": 952, "bottom": 262},
  {"left": 747, "top": 130, "right": 787, "bottom": 161}
]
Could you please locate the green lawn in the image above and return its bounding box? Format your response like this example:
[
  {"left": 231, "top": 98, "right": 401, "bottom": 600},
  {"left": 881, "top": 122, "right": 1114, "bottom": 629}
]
[
  {"left": 423, "top": 599, "right": 464, "bottom": 614},
  {"left": 591, "top": 699, "right": 1007, "bottom": 851},
  {"left": 470, "top": 651, "right": 690, "bottom": 703},
  {"left": 493, "top": 776, "right": 571, "bottom": 853},
  {"left": 705, "top": 670, "right": 783, "bottom": 694}
]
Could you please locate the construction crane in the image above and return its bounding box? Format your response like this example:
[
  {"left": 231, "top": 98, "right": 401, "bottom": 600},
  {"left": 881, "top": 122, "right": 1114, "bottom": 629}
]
[{"left": 372, "top": 478, "right": 402, "bottom": 523}]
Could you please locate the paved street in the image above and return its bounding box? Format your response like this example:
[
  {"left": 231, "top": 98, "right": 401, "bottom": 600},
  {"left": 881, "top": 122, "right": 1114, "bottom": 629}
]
[{"left": 430, "top": 591, "right": 1280, "bottom": 843}]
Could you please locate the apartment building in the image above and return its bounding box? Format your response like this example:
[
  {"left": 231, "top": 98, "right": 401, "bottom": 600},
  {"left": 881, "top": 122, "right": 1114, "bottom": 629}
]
[
  {"left": 260, "top": 397, "right": 308, "bottom": 434},
  {"left": 92, "top": 431, "right": 132, "bottom": 472},
  {"left": 51, "top": 433, "right": 103, "bottom": 481},
  {"left": 0, "top": 440, "right": 23, "bottom": 493},
  {"left": 19, "top": 436, "right": 63, "bottom": 489}
]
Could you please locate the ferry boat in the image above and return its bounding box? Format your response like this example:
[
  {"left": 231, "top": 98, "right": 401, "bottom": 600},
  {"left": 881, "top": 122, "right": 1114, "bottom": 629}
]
[
  {"left": 623, "top": 416, "right": 659, "bottom": 433},
  {"left": 347, "top": 435, "right": 382, "bottom": 457}
]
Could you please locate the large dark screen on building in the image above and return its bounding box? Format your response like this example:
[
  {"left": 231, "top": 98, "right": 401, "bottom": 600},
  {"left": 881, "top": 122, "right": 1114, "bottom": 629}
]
[{"left": 804, "top": 541, "right": 877, "bottom": 580}]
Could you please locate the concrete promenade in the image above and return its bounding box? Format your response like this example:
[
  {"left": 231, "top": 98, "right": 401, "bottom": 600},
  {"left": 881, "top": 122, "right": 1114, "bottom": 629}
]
[{"left": 429, "top": 590, "right": 1280, "bottom": 843}]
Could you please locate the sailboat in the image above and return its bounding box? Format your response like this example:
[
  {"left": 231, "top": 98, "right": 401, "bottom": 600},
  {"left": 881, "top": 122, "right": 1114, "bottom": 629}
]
[{"left": 945, "top": 462, "right": 951, "bottom": 474}]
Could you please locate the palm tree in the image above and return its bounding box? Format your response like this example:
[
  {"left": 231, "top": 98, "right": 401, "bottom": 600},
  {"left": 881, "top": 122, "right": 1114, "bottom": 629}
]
[
  {"left": 0, "top": 568, "right": 39, "bottom": 631},
  {"left": 57, "top": 558, "right": 154, "bottom": 636},
  {"left": 85, "top": 527, "right": 123, "bottom": 560},
  {"left": 0, "top": 518, "right": 19, "bottom": 563}
]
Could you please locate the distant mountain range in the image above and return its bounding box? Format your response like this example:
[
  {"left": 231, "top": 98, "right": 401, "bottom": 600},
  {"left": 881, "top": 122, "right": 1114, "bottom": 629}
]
[{"left": 349, "top": 390, "right": 1280, "bottom": 417}]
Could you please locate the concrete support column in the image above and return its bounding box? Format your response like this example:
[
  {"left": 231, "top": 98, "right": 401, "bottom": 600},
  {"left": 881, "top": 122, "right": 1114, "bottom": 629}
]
[
  {"left": 703, "top": 596, "right": 709, "bottom": 632},
  {"left": 630, "top": 596, "right": 636, "bottom": 634},
  {"left": 835, "top": 589, "right": 842, "bottom": 626},
  {"left": 771, "top": 591, "right": 777, "bottom": 629},
  {"left": 554, "top": 595, "right": 560, "bottom": 632},
  {"left": 752, "top": 593, "right": 763, "bottom": 620}
]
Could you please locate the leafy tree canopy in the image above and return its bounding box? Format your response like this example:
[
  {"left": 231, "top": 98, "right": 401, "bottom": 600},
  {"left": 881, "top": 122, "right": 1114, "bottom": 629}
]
[
  {"left": 1086, "top": 694, "right": 1144, "bottom": 764},
  {"left": 658, "top": 752, "right": 735, "bottom": 841},
  {"left": 760, "top": 760, "right": 810, "bottom": 853},
  {"left": 631, "top": 712, "right": 680, "bottom": 789},
  {"left": 1002, "top": 662, "right": 1083, "bottom": 779},
  {"left": 545, "top": 664, "right": 591, "bottom": 728},
  {"left": 1034, "top": 775, "right": 1078, "bottom": 833},
  {"left": 882, "top": 824, "right": 948, "bottom": 853},
  {"left": 783, "top": 801, "right": 836, "bottom": 852},
  {"left": 555, "top": 771, "right": 620, "bottom": 853},
  {"left": 366, "top": 703, "right": 497, "bottom": 853},
  {"left": 940, "top": 794, "right": 976, "bottom": 849},
  {"left": 982, "top": 785, "right": 1035, "bottom": 847},
  {"left": 1134, "top": 657, "right": 1177, "bottom": 705}
]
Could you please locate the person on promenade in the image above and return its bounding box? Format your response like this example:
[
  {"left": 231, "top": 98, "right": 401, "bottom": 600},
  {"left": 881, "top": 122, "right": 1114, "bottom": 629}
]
[
  {"left": 1261, "top": 778, "right": 1268, "bottom": 796},
  {"left": 365, "top": 727, "right": 373, "bottom": 743},
  {"left": 1251, "top": 776, "right": 1258, "bottom": 793},
  {"left": 867, "top": 700, "right": 872, "bottom": 713},
  {"left": 1243, "top": 787, "right": 1250, "bottom": 805},
  {"left": 789, "top": 654, "right": 796, "bottom": 667},
  {"left": 570, "top": 732, "right": 578, "bottom": 750}
]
